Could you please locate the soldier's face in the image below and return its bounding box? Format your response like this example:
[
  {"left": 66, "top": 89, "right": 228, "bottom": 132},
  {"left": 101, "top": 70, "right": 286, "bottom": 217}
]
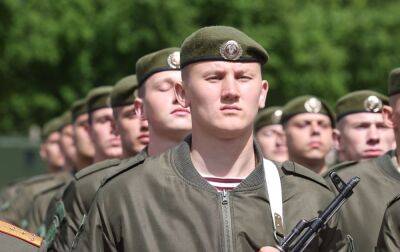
[
  {"left": 60, "top": 124, "right": 78, "bottom": 165},
  {"left": 285, "top": 113, "right": 333, "bottom": 162},
  {"left": 113, "top": 104, "right": 149, "bottom": 158},
  {"left": 89, "top": 108, "right": 122, "bottom": 161},
  {"left": 141, "top": 70, "right": 191, "bottom": 140},
  {"left": 74, "top": 113, "right": 95, "bottom": 158},
  {"left": 335, "top": 113, "right": 395, "bottom": 161},
  {"left": 256, "top": 124, "right": 288, "bottom": 162},
  {"left": 42, "top": 132, "right": 65, "bottom": 168},
  {"left": 179, "top": 61, "right": 268, "bottom": 139}
]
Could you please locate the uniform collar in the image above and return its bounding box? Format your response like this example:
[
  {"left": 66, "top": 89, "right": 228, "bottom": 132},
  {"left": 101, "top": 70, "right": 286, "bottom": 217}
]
[
  {"left": 375, "top": 150, "right": 400, "bottom": 181},
  {"left": 172, "top": 135, "right": 266, "bottom": 193}
]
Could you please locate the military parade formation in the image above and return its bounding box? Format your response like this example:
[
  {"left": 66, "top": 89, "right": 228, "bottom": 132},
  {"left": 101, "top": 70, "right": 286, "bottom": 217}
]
[{"left": 0, "top": 25, "right": 399, "bottom": 252}]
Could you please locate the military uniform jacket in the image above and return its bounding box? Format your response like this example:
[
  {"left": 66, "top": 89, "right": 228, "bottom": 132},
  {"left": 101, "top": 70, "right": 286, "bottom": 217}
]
[
  {"left": 72, "top": 138, "right": 348, "bottom": 252},
  {"left": 376, "top": 194, "right": 400, "bottom": 252},
  {"left": 0, "top": 172, "right": 72, "bottom": 227},
  {"left": 0, "top": 220, "right": 43, "bottom": 252},
  {"left": 23, "top": 173, "right": 73, "bottom": 235},
  {"left": 47, "top": 151, "right": 147, "bottom": 252},
  {"left": 328, "top": 150, "right": 400, "bottom": 252}
]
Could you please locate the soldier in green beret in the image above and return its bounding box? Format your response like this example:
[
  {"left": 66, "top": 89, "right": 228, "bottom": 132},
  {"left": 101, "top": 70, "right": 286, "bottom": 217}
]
[
  {"left": 333, "top": 90, "right": 395, "bottom": 162},
  {"left": 328, "top": 68, "right": 400, "bottom": 251},
  {"left": 58, "top": 111, "right": 79, "bottom": 173},
  {"left": 70, "top": 99, "right": 95, "bottom": 170},
  {"left": 281, "top": 95, "right": 335, "bottom": 175},
  {"left": 86, "top": 86, "right": 122, "bottom": 162},
  {"left": 110, "top": 74, "right": 149, "bottom": 158},
  {"left": 73, "top": 26, "right": 348, "bottom": 252},
  {"left": 254, "top": 106, "right": 288, "bottom": 162},
  {"left": 0, "top": 117, "right": 72, "bottom": 228},
  {"left": 376, "top": 194, "right": 400, "bottom": 252}
]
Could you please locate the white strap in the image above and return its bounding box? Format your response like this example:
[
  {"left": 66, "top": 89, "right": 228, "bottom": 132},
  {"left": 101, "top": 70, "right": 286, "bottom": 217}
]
[{"left": 263, "top": 158, "right": 284, "bottom": 239}]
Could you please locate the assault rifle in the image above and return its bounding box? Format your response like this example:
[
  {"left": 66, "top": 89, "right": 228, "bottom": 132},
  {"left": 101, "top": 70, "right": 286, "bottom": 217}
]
[{"left": 276, "top": 171, "right": 360, "bottom": 252}]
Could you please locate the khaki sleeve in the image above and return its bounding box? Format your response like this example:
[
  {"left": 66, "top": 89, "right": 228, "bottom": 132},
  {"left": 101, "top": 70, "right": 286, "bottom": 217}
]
[
  {"left": 376, "top": 204, "right": 400, "bottom": 252},
  {"left": 71, "top": 186, "right": 117, "bottom": 252}
]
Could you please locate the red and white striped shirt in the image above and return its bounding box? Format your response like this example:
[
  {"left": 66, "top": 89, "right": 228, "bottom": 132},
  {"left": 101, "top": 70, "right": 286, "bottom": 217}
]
[{"left": 204, "top": 177, "right": 243, "bottom": 191}]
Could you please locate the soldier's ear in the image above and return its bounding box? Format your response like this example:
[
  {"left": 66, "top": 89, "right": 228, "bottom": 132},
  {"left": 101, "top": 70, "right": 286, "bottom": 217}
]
[
  {"left": 383, "top": 105, "right": 395, "bottom": 128},
  {"left": 332, "top": 129, "right": 341, "bottom": 151},
  {"left": 258, "top": 80, "right": 269, "bottom": 109},
  {"left": 174, "top": 81, "right": 190, "bottom": 108},
  {"left": 134, "top": 98, "right": 145, "bottom": 119},
  {"left": 39, "top": 143, "right": 47, "bottom": 160}
]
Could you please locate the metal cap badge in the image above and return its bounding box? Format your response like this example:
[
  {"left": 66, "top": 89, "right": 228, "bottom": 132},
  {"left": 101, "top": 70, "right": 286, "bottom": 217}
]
[
  {"left": 304, "top": 97, "right": 322, "bottom": 113},
  {"left": 220, "top": 40, "right": 243, "bottom": 60},
  {"left": 272, "top": 109, "right": 283, "bottom": 124},
  {"left": 364, "top": 95, "right": 383, "bottom": 112},
  {"left": 167, "top": 51, "right": 180, "bottom": 69}
]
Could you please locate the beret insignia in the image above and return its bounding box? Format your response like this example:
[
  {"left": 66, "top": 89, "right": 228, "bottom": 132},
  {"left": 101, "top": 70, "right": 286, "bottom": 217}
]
[
  {"left": 364, "top": 95, "right": 382, "bottom": 112},
  {"left": 271, "top": 109, "right": 283, "bottom": 124},
  {"left": 220, "top": 40, "right": 243, "bottom": 60},
  {"left": 167, "top": 51, "right": 180, "bottom": 69},
  {"left": 304, "top": 97, "right": 322, "bottom": 113}
]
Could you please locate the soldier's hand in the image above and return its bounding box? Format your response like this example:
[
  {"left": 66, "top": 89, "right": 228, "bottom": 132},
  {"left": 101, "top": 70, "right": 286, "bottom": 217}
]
[{"left": 258, "top": 246, "right": 280, "bottom": 252}]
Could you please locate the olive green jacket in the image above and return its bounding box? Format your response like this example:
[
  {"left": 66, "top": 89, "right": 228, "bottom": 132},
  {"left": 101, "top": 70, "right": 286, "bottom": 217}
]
[
  {"left": 376, "top": 195, "right": 400, "bottom": 252},
  {"left": 328, "top": 150, "right": 400, "bottom": 252},
  {"left": 72, "top": 139, "right": 348, "bottom": 252},
  {"left": 46, "top": 151, "right": 148, "bottom": 252},
  {"left": 23, "top": 174, "right": 72, "bottom": 235},
  {"left": 0, "top": 172, "right": 72, "bottom": 227}
]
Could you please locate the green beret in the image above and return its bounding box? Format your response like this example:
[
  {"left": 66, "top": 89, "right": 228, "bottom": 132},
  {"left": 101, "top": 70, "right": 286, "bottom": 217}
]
[
  {"left": 59, "top": 111, "right": 72, "bottom": 130},
  {"left": 136, "top": 48, "right": 180, "bottom": 87},
  {"left": 41, "top": 117, "right": 63, "bottom": 141},
  {"left": 254, "top": 106, "right": 283, "bottom": 132},
  {"left": 110, "top": 75, "right": 138, "bottom": 108},
  {"left": 388, "top": 67, "right": 400, "bottom": 96},
  {"left": 85, "top": 86, "right": 113, "bottom": 113},
  {"left": 335, "top": 90, "right": 388, "bottom": 122},
  {"left": 70, "top": 99, "right": 87, "bottom": 122},
  {"left": 180, "top": 26, "right": 268, "bottom": 68},
  {"left": 281, "top": 95, "right": 335, "bottom": 126}
]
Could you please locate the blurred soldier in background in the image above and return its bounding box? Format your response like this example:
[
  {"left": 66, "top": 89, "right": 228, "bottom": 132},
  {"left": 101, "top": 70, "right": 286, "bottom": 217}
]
[
  {"left": 333, "top": 90, "right": 395, "bottom": 162},
  {"left": 254, "top": 106, "right": 288, "bottom": 162},
  {"left": 0, "top": 117, "right": 71, "bottom": 227},
  {"left": 70, "top": 99, "right": 95, "bottom": 170},
  {"left": 281, "top": 95, "right": 335, "bottom": 175},
  {"left": 328, "top": 68, "right": 400, "bottom": 251},
  {"left": 111, "top": 74, "right": 149, "bottom": 158},
  {"left": 58, "top": 111, "right": 78, "bottom": 173}
]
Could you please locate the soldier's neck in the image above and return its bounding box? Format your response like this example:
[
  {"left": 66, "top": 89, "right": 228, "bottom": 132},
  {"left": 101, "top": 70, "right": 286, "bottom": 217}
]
[
  {"left": 190, "top": 128, "right": 256, "bottom": 179},
  {"left": 75, "top": 154, "right": 93, "bottom": 171},
  {"left": 147, "top": 128, "right": 188, "bottom": 156}
]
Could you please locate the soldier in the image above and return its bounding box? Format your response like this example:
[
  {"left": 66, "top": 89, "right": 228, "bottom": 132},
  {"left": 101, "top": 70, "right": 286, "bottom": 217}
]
[
  {"left": 24, "top": 112, "right": 75, "bottom": 234},
  {"left": 72, "top": 26, "right": 348, "bottom": 252},
  {"left": 0, "top": 117, "right": 71, "bottom": 227},
  {"left": 376, "top": 195, "right": 400, "bottom": 252},
  {"left": 254, "top": 106, "right": 288, "bottom": 162},
  {"left": 110, "top": 74, "right": 149, "bottom": 158},
  {"left": 85, "top": 86, "right": 123, "bottom": 162},
  {"left": 328, "top": 68, "right": 400, "bottom": 251},
  {"left": 333, "top": 90, "right": 395, "bottom": 162},
  {"left": 70, "top": 99, "right": 95, "bottom": 170},
  {"left": 58, "top": 111, "right": 78, "bottom": 172},
  {"left": 0, "top": 220, "right": 44, "bottom": 252},
  {"left": 46, "top": 54, "right": 191, "bottom": 251},
  {"left": 281, "top": 96, "right": 335, "bottom": 175}
]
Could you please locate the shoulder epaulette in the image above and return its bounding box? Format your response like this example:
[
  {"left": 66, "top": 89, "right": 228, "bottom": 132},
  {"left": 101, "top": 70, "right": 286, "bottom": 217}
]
[
  {"left": 280, "top": 160, "right": 330, "bottom": 189},
  {"left": 0, "top": 220, "right": 42, "bottom": 247},
  {"left": 21, "top": 173, "right": 57, "bottom": 186},
  {"left": 33, "top": 179, "right": 69, "bottom": 199},
  {"left": 329, "top": 160, "right": 359, "bottom": 173},
  {"left": 74, "top": 158, "right": 121, "bottom": 180},
  {"left": 101, "top": 151, "right": 148, "bottom": 186}
]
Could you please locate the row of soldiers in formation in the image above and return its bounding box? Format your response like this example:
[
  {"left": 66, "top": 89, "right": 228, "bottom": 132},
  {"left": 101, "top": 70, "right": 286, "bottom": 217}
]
[{"left": 0, "top": 25, "right": 399, "bottom": 252}]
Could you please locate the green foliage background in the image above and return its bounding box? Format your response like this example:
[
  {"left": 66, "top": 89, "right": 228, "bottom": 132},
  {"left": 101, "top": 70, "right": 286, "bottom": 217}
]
[{"left": 1, "top": 0, "right": 399, "bottom": 134}]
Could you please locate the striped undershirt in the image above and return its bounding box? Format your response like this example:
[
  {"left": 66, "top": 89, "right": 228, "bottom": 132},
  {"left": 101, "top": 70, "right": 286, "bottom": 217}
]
[{"left": 204, "top": 177, "right": 243, "bottom": 191}]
